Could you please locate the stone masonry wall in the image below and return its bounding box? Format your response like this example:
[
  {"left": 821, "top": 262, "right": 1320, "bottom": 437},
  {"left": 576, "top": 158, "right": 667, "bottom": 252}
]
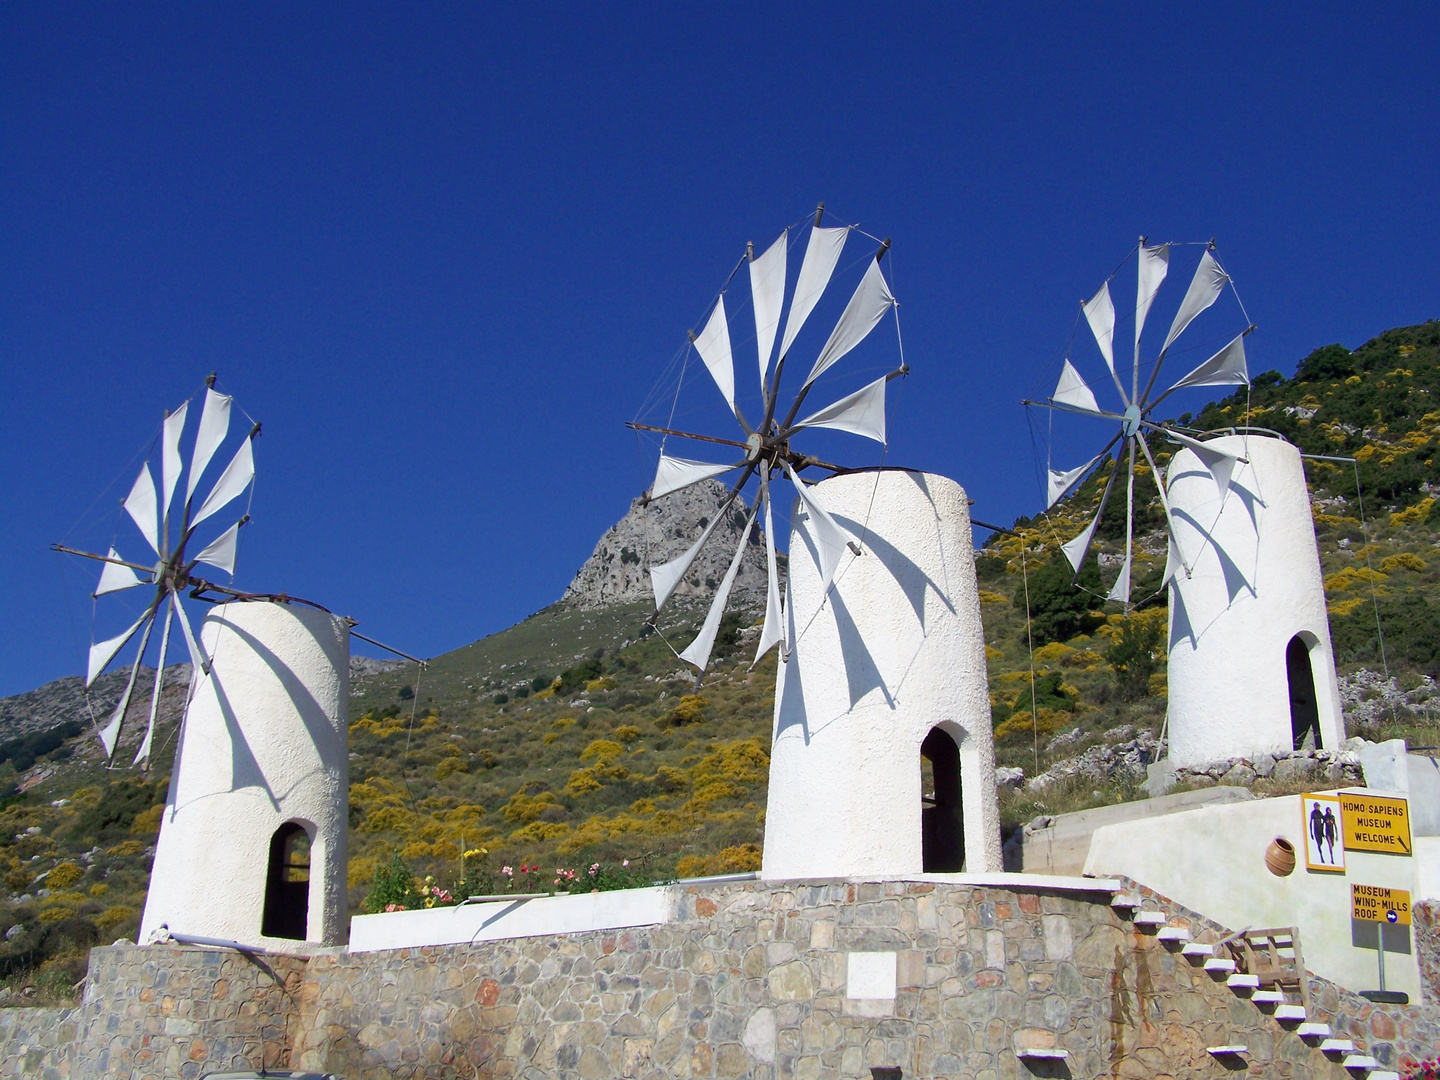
[
  {"left": 1414, "top": 899, "right": 1440, "bottom": 1010},
  {"left": 292, "top": 879, "right": 1440, "bottom": 1080},
  {"left": 6, "top": 943, "right": 307, "bottom": 1079},
  {"left": 0, "top": 1006, "right": 80, "bottom": 1078},
  {"left": 7, "top": 878, "right": 1440, "bottom": 1078}
]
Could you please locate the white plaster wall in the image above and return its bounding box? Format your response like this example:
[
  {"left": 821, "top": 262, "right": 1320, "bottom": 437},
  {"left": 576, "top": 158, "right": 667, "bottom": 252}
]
[
  {"left": 140, "top": 600, "right": 350, "bottom": 948},
  {"left": 761, "top": 470, "right": 1000, "bottom": 880},
  {"left": 349, "top": 886, "right": 678, "bottom": 952},
  {"left": 1084, "top": 791, "right": 1421, "bottom": 999},
  {"left": 1166, "top": 435, "right": 1344, "bottom": 768}
]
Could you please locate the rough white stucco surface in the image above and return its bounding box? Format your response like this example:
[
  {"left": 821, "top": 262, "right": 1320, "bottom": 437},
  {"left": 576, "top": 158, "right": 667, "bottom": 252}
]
[
  {"left": 1166, "top": 435, "right": 1344, "bottom": 768},
  {"left": 761, "top": 470, "right": 1001, "bottom": 880},
  {"left": 1084, "top": 791, "right": 1422, "bottom": 1000},
  {"left": 140, "top": 600, "right": 350, "bottom": 949}
]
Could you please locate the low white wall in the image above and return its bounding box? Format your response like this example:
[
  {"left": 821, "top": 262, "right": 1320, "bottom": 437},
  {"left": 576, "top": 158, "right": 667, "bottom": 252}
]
[
  {"left": 1084, "top": 790, "right": 1424, "bottom": 999},
  {"left": 349, "top": 886, "right": 678, "bottom": 952}
]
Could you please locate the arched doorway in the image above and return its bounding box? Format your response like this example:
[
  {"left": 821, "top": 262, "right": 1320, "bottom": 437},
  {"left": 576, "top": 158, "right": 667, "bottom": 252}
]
[
  {"left": 1287, "top": 635, "right": 1322, "bottom": 750},
  {"left": 921, "top": 727, "right": 965, "bottom": 872},
  {"left": 261, "top": 822, "right": 311, "bottom": 940}
]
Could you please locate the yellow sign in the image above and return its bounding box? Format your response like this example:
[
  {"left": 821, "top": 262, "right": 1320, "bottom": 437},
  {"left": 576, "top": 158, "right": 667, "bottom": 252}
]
[
  {"left": 1351, "top": 884, "right": 1411, "bottom": 925},
  {"left": 1339, "top": 793, "right": 1412, "bottom": 855}
]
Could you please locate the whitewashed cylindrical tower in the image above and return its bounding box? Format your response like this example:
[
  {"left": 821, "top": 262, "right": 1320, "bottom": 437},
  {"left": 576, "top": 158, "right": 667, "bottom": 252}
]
[
  {"left": 1166, "top": 433, "right": 1344, "bottom": 768},
  {"left": 141, "top": 600, "right": 350, "bottom": 948},
  {"left": 762, "top": 469, "right": 1001, "bottom": 880}
]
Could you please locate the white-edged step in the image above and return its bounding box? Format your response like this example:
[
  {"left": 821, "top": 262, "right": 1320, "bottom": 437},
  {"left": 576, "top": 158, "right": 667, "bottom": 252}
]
[
  {"left": 1181, "top": 942, "right": 1214, "bottom": 958},
  {"left": 1297, "top": 1023, "right": 1332, "bottom": 1039},
  {"left": 1110, "top": 894, "right": 1141, "bottom": 909},
  {"left": 1343, "top": 1055, "right": 1379, "bottom": 1071},
  {"left": 1369, "top": 1071, "right": 1401, "bottom": 1080},
  {"left": 1251, "top": 990, "right": 1285, "bottom": 1005},
  {"left": 1275, "top": 1004, "right": 1307, "bottom": 1022},
  {"left": 1227, "top": 974, "right": 1260, "bottom": 990},
  {"left": 1157, "top": 926, "right": 1191, "bottom": 943},
  {"left": 1320, "top": 1039, "right": 1356, "bottom": 1054},
  {"left": 1204, "top": 958, "right": 1237, "bottom": 974},
  {"left": 1016, "top": 1048, "right": 1070, "bottom": 1061},
  {"left": 1208, "top": 1046, "right": 1248, "bottom": 1057},
  {"left": 1133, "top": 911, "right": 1168, "bottom": 927}
]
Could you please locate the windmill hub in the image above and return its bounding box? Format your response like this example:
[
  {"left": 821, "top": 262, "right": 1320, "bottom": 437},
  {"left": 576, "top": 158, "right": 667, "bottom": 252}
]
[
  {"left": 746, "top": 431, "right": 763, "bottom": 462},
  {"left": 1121, "top": 403, "right": 1142, "bottom": 438}
]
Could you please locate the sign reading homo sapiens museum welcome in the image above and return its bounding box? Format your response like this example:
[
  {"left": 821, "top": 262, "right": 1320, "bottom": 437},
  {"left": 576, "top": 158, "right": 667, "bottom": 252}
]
[{"left": 1339, "top": 793, "right": 1412, "bottom": 855}]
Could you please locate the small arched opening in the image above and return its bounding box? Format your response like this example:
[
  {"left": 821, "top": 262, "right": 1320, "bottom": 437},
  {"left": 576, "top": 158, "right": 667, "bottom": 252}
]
[
  {"left": 921, "top": 727, "right": 965, "bottom": 872},
  {"left": 1287, "top": 634, "right": 1322, "bottom": 751},
  {"left": 261, "top": 822, "right": 311, "bottom": 940}
]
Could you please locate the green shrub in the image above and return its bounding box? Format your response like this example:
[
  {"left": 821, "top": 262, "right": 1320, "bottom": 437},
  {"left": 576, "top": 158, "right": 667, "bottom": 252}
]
[{"left": 362, "top": 852, "right": 421, "bottom": 913}]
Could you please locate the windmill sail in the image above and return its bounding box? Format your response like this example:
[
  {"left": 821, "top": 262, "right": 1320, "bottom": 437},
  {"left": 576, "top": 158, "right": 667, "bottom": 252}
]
[
  {"left": 805, "top": 258, "right": 896, "bottom": 388},
  {"left": 750, "top": 231, "right": 787, "bottom": 390},
  {"left": 651, "top": 454, "right": 741, "bottom": 500},
  {"left": 678, "top": 504, "right": 759, "bottom": 672},
  {"left": 693, "top": 299, "right": 737, "bottom": 418},
  {"left": 779, "top": 225, "right": 848, "bottom": 360},
  {"left": 62, "top": 378, "right": 261, "bottom": 763},
  {"left": 794, "top": 374, "right": 888, "bottom": 443},
  {"left": 1082, "top": 283, "right": 1117, "bottom": 377},
  {"left": 187, "top": 388, "right": 232, "bottom": 505},
  {"left": 635, "top": 212, "right": 902, "bottom": 675},
  {"left": 1026, "top": 240, "right": 1251, "bottom": 613}
]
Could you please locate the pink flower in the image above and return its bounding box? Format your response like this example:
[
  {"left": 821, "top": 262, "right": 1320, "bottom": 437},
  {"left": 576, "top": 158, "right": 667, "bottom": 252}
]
[
  {"left": 622, "top": 860, "right": 629, "bottom": 868},
  {"left": 589, "top": 863, "right": 600, "bottom": 875},
  {"left": 501, "top": 865, "right": 513, "bottom": 876},
  {"left": 385, "top": 903, "right": 403, "bottom": 912}
]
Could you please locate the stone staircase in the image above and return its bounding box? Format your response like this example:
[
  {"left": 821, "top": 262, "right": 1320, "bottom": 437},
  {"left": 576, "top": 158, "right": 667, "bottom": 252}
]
[{"left": 1111, "top": 892, "right": 1405, "bottom": 1080}]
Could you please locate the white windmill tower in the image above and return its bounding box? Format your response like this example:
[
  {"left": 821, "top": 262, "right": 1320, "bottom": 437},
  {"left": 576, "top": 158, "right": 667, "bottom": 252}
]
[
  {"left": 1026, "top": 241, "right": 1343, "bottom": 767},
  {"left": 632, "top": 206, "right": 1000, "bottom": 877},
  {"left": 56, "top": 378, "right": 352, "bottom": 948}
]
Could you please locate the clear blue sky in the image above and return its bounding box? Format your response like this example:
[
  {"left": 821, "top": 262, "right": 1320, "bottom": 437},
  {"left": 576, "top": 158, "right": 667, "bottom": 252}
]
[{"left": 2, "top": 5, "right": 1436, "bottom": 697}]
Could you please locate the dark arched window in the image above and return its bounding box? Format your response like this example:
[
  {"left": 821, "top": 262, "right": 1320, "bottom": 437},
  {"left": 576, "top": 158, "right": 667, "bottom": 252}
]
[
  {"left": 921, "top": 728, "right": 965, "bottom": 872},
  {"left": 261, "top": 822, "right": 311, "bottom": 940},
  {"left": 1287, "top": 636, "right": 1322, "bottom": 751}
]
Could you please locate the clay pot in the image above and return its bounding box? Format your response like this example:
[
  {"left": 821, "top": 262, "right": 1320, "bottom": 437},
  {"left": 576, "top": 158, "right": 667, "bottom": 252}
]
[{"left": 1266, "top": 837, "right": 1296, "bottom": 877}]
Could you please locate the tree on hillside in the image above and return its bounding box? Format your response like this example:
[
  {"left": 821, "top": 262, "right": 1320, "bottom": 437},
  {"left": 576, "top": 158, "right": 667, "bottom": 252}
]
[{"left": 1015, "top": 559, "right": 1103, "bottom": 646}]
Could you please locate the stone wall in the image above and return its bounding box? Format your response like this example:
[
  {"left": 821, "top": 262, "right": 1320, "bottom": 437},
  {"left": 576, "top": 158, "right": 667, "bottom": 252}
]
[
  {"left": 6, "top": 943, "right": 307, "bottom": 1079},
  {"left": 0, "top": 1005, "right": 79, "bottom": 1077},
  {"left": 1415, "top": 899, "right": 1440, "bottom": 1008},
  {"left": 8, "top": 878, "right": 1440, "bottom": 1078},
  {"left": 291, "top": 879, "right": 1440, "bottom": 1080}
]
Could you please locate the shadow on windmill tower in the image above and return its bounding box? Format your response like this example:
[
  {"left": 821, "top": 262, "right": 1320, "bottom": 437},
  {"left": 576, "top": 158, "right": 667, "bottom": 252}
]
[
  {"left": 762, "top": 469, "right": 1002, "bottom": 880},
  {"left": 1165, "top": 432, "right": 1345, "bottom": 768},
  {"left": 142, "top": 598, "right": 354, "bottom": 949}
]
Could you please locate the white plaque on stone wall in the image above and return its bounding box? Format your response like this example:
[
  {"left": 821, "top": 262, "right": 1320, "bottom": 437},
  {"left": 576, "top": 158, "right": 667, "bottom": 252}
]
[{"left": 846, "top": 951, "right": 898, "bottom": 1000}]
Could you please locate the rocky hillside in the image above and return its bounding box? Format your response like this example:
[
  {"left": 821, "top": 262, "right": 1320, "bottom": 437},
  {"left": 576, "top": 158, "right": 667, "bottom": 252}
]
[{"left": 561, "top": 478, "right": 770, "bottom": 611}]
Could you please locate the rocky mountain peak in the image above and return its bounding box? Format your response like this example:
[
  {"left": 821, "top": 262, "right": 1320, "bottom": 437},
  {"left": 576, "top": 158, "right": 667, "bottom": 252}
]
[{"left": 561, "top": 479, "right": 772, "bottom": 611}]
